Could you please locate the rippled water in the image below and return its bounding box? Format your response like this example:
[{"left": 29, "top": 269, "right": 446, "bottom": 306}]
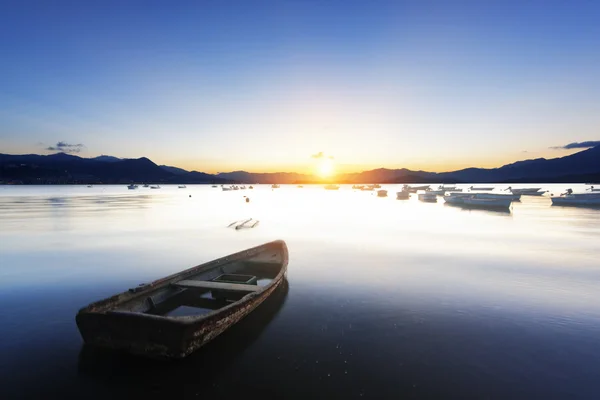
[{"left": 1, "top": 184, "right": 600, "bottom": 399}]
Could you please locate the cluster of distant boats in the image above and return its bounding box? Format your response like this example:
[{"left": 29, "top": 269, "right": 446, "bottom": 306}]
[
  {"left": 222, "top": 185, "right": 253, "bottom": 191},
  {"left": 333, "top": 183, "right": 599, "bottom": 209},
  {"left": 92, "top": 182, "right": 600, "bottom": 208},
  {"left": 379, "top": 184, "right": 600, "bottom": 208}
]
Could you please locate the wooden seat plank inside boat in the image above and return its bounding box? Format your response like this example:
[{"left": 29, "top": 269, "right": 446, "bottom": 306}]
[{"left": 173, "top": 280, "right": 261, "bottom": 292}]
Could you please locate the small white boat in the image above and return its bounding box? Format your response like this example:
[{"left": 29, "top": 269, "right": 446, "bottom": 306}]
[
  {"left": 478, "top": 190, "right": 521, "bottom": 201},
  {"left": 443, "top": 192, "right": 472, "bottom": 204},
  {"left": 222, "top": 187, "right": 232, "bottom": 191},
  {"left": 143, "top": 184, "right": 149, "bottom": 188},
  {"left": 324, "top": 184, "right": 340, "bottom": 190},
  {"left": 127, "top": 184, "right": 138, "bottom": 190},
  {"left": 271, "top": 184, "right": 280, "bottom": 189},
  {"left": 297, "top": 185, "right": 303, "bottom": 188},
  {"left": 178, "top": 185, "right": 187, "bottom": 189},
  {"left": 418, "top": 192, "right": 437, "bottom": 202},
  {"left": 469, "top": 186, "right": 494, "bottom": 191},
  {"left": 396, "top": 185, "right": 410, "bottom": 200},
  {"left": 377, "top": 190, "right": 388, "bottom": 197},
  {"left": 211, "top": 185, "right": 218, "bottom": 188},
  {"left": 372, "top": 184, "right": 381, "bottom": 189},
  {"left": 551, "top": 189, "right": 600, "bottom": 206},
  {"left": 352, "top": 185, "right": 364, "bottom": 190},
  {"left": 240, "top": 186, "right": 247, "bottom": 190},
  {"left": 510, "top": 187, "right": 544, "bottom": 196},
  {"left": 361, "top": 186, "right": 374, "bottom": 191},
  {"left": 87, "top": 185, "right": 93, "bottom": 188},
  {"left": 150, "top": 185, "right": 161, "bottom": 189},
  {"left": 408, "top": 185, "right": 430, "bottom": 193},
  {"left": 588, "top": 186, "right": 600, "bottom": 192},
  {"left": 439, "top": 185, "right": 458, "bottom": 191}
]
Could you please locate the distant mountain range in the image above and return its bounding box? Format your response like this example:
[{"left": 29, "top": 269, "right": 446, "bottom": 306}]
[{"left": 1, "top": 145, "right": 599, "bottom": 184}]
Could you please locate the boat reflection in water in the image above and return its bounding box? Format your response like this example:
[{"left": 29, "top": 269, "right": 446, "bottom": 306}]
[
  {"left": 78, "top": 278, "right": 289, "bottom": 396},
  {"left": 444, "top": 202, "right": 512, "bottom": 216}
]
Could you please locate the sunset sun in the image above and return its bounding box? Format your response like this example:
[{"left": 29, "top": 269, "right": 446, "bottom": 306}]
[{"left": 317, "top": 158, "right": 335, "bottom": 177}]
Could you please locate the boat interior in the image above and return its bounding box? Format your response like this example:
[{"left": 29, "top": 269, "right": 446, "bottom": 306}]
[{"left": 107, "top": 249, "right": 284, "bottom": 318}]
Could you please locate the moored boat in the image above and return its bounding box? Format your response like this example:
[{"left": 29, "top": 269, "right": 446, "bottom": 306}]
[
  {"left": 377, "top": 189, "right": 388, "bottom": 197},
  {"left": 127, "top": 184, "right": 138, "bottom": 190},
  {"left": 510, "top": 187, "right": 544, "bottom": 196},
  {"left": 76, "top": 240, "right": 289, "bottom": 359},
  {"left": 408, "top": 185, "right": 430, "bottom": 193},
  {"left": 150, "top": 185, "right": 161, "bottom": 189},
  {"left": 324, "top": 184, "right": 340, "bottom": 190},
  {"left": 396, "top": 185, "right": 410, "bottom": 200},
  {"left": 418, "top": 192, "right": 437, "bottom": 202},
  {"left": 469, "top": 186, "right": 494, "bottom": 191},
  {"left": 551, "top": 189, "right": 600, "bottom": 207},
  {"left": 271, "top": 184, "right": 280, "bottom": 189},
  {"left": 178, "top": 185, "right": 187, "bottom": 189}
]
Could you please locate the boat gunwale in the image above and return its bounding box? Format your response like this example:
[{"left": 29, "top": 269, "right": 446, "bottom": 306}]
[{"left": 76, "top": 240, "right": 289, "bottom": 326}]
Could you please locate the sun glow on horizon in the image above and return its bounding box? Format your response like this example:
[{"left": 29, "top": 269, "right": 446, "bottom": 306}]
[{"left": 317, "top": 158, "right": 335, "bottom": 177}]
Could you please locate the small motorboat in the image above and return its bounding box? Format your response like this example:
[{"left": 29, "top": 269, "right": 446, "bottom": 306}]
[
  {"left": 588, "top": 186, "right": 600, "bottom": 192},
  {"left": 178, "top": 185, "right": 187, "bottom": 189},
  {"left": 418, "top": 192, "right": 437, "bottom": 202},
  {"left": 271, "top": 184, "right": 280, "bottom": 189},
  {"left": 249, "top": 186, "right": 254, "bottom": 189},
  {"left": 469, "top": 186, "right": 494, "bottom": 191},
  {"left": 479, "top": 189, "right": 521, "bottom": 201},
  {"left": 87, "top": 185, "right": 93, "bottom": 188},
  {"left": 510, "top": 187, "right": 544, "bottom": 196},
  {"left": 297, "top": 185, "right": 303, "bottom": 188},
  {"left": 150, "top": 185, "right": 161, "bottom": 189},
  {"left": 361, "top": 186, "right": 374, "bottom": 191},
  {"left": 143, "top": 184, "right": 149, "bottom": 188},
  {"left": 127, "top": 184, "right": 138, "bottom": 190},
  {"left": 439, "top": 184, "right": 458, "bottom": 191},
  {"left": 372, "top": 184, "right": 381, "bottom": 189},
  {"left": 352, "top": 185, "right": 364, "bottom": 190},
  {"left": 408, "top": 185, "right": 430, "bottom": 193},
  {"left": 76, "top": 240, "right": 289, "bottom": 359},
  {"left": 211, "top": 185, "right": 218, "bottom": 188},
  {"left": 377, "top": 190, "right": 388, "bottom": 197},
  {"left": 551, "top": 189, "right": 600, "bottom": 206},
  {"left": 396, "top": 185, "right": 410, "bottom": 200},
  {"left": 324, "top": 184, "right": 340, "bottom": 190}
]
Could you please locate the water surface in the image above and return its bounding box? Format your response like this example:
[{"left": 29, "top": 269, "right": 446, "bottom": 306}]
[{"left": 1, "top": 184, "right": 599, "bottom": 398}]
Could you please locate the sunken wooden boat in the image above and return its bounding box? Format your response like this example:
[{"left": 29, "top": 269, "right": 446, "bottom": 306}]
[{"left": 76, "top": 240, "right": 288, "bottom": 359}]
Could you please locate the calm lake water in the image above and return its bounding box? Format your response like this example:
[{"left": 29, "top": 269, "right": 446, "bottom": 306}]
[{"left": 1, "top": 184, "right": 600, "bottom": 399}]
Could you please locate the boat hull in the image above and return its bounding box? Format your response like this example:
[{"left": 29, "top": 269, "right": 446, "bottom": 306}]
[
  {"left": 551, "top": 197, "right": 600, "bottom": 206},
  {"left": 463, "top": 198, "right": 511, "bottom": 208},
  {"left": 76, "top": 241, "right": 288, "bottom": 359}
]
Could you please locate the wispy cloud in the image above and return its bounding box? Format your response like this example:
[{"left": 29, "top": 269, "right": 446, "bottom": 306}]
[
  {"left": 46, "top": 141, "right": 85, "bottom": 153},
  {"left": 550, "top": 141, "right": 600, "bottom": 150},
  {"left": 311, "top": 151, "right": 334, "bottom": 160}
]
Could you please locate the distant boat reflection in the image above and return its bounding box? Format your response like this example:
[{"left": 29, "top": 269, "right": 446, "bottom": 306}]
[
  {"left": 444, "top": 202, "right": 512, "bottom": 216},
  {"left": 77, "top": 278, "right": 289, "bottom": 394}
]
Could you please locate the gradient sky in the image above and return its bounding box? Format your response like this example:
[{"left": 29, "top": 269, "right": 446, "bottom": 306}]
[{"left": 1, "top": 0, "right": 599, "bottom": 174}]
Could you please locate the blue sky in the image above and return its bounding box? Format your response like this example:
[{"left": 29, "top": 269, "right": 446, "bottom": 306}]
[{"left": 1, "top": 0, "right": 599, "bottom": 173}]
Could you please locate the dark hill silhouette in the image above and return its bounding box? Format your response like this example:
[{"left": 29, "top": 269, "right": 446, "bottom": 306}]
[
  {"left": 1, "top": 145, "right": 599, "bottom": 184},
  {"left": 0, "top": 153, "right": 230, "bottom": 184}
]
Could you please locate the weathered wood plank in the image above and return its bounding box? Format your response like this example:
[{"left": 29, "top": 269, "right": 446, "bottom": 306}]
[{"left": 174, "top": 280, "right": 261, "bottom": 292}]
